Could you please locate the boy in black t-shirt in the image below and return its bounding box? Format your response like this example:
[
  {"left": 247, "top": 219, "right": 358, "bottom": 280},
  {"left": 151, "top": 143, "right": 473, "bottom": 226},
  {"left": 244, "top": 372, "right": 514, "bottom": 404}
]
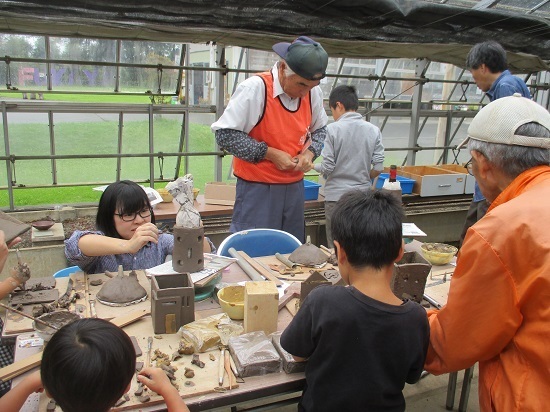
[{"left": 281, "top": 190, "right": 429, "bottom": 412}]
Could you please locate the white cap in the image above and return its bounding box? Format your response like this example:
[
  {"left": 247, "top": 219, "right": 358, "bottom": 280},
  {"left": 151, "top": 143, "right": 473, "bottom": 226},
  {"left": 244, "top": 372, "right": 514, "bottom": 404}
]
[{"left": 456, "top": 93, "right": 550, "bottom": 150}]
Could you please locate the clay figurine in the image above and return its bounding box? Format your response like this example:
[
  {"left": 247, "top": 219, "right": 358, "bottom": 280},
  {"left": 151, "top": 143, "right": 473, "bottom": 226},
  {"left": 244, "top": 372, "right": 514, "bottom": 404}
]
[
  {"left": 166, "top": 174, "right": 205, "bottom": 273},
  {"left": 288, "top": 236, "right": 328, "bottom": 267},
  {"left": 165, "top": 174, "right": 201, "bottom": 228},
  {"left": 96, "top": 265, "right": 147, "bottom": 306}
]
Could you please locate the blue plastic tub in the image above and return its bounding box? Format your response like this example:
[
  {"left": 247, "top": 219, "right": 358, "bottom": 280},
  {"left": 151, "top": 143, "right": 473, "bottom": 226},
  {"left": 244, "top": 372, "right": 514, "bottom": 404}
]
[
  {"left": 375, "top": 174, "right": 416, "bottom": 195},
  {"left": 304, "top": 180, "right": 322, "bottom": 201}
]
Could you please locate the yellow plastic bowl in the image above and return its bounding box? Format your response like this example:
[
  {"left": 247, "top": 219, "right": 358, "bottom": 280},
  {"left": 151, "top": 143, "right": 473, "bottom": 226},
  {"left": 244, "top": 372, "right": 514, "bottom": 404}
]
[
  {"left": 217, "top": 285, "right": 244, "bottom": 320},
  {"left": 157, "top": 188, "right": 173, "bottom": 203},
  {"left": 192, "top": 188, "right": 200, "bottom": 200},
  {"left": 420, "top": 243, "right": 458, "bottom": 265}
]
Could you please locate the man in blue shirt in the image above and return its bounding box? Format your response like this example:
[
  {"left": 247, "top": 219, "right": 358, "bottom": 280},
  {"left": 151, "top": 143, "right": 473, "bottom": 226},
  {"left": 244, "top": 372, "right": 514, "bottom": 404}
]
[{"left": 459, "top": 41, "right": 531, "bottom": 246}]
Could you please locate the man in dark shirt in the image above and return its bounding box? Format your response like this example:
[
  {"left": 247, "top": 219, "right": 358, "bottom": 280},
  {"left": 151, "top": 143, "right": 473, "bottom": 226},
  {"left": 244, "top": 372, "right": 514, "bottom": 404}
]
[{"left": 460, "top": 40, "right": 531, "bottom": 246}]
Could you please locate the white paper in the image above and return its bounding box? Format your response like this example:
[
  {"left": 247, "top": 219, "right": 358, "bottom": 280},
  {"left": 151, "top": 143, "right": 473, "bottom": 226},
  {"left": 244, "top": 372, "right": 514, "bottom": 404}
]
[
  {"left": 19, "top": 337, "right": 44, "bottom": 348},
  {"left": 146, "top": 253, "right": 237, "bottom": 283},
  {"left": 93, "top": 185, "right": 162, "bottom": 206},
  {"left": 143, "top": 187, "right": 163, "bottom": 206},
  {"left": 402, "top": 223, "right": 427, "bottom": 237}
]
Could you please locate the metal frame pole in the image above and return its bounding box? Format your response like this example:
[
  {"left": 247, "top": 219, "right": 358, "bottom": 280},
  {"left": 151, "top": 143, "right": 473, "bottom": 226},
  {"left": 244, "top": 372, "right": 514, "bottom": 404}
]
[
  {"left": 2, "top": 102, "right": 15, "bottom": 210},
  {"left": 406, "top": 59, "right": 428, "bottom": 165},
  {"left": 214, "top": 45, "right": 225, "bottom": 182}
]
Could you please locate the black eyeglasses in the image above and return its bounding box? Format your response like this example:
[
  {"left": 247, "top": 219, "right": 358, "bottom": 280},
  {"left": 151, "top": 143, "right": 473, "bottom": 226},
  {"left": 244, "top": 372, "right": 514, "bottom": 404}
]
[
  {"left": 116, "top": 207, "right": 153, "bottom": 222},
  {"left": 464, "top": 158, "right": 474, "bottom": 176}
]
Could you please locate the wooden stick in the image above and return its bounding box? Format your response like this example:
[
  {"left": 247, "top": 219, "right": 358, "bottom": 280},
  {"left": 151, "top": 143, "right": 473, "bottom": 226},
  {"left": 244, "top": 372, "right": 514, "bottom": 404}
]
[
  {"left": 239, "top": 251, "right": 283, "bottom": 286},
  {"left": 0, "top": 302, "right": 59, "bottom": 331},
  {"left": 224, "top": 349, "right": 232, "bottom": 391},
  {"left": 0, "top": 352, "right": 42, "bottom": 381}
]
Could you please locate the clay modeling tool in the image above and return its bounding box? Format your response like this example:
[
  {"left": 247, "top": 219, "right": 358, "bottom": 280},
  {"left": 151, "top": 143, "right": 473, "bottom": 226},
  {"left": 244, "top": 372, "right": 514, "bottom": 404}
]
[
  {"left": 214, "top": 347, "right": 227, "bottom": 392},
  {"left": 0, "top": 302, "right": 60, "bottom": 331},
  {"left": 218, "top": 347, "right": 225, "bottom": 387},
  {"left": 15, "top": 249, "right": 27, "bottom": 290},
  {"left": 275, "top": 253, "right": 297, "bottom": 269},
  {"left": 319, "top": 245, "right": 333, "bottom": 256},
  {"left": 15, "top": 248, "right": 23, "bottom": 265},
  {"left": 224, "top": 348, "right": 232, "bottom": 391},
  {"left": 89, "top": 299, "right": 97, "bottom": 318},
  {"left": 423, "top": 293, "right": 442, "bottom": 309},
  {"left": 229, "top": 354, "right": 244, "bottom": 383},
  {"left": 229, "top": 355, "right": 239, "bottom": 378},
  {"left": 146, "top": 336, "right": 153, "bottom": 367}
]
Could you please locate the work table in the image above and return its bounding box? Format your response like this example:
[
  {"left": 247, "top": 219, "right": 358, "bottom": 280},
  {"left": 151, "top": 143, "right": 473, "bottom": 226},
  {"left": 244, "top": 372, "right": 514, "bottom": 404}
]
[
  {"left": 154, "top": 195, "right": 326, "bottom": 222},
  {"left": 6, "top": 243, "right": 454, "bottom": 411}
]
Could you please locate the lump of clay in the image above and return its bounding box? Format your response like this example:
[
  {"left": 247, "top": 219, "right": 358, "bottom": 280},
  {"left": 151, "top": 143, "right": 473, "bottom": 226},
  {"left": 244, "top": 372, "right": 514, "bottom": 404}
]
[
  {"left": 96, "top": 265, "right": 147, "bottom": 306},
  {"left": 289, "top": 237, "right": 328, "bottom": 267}
]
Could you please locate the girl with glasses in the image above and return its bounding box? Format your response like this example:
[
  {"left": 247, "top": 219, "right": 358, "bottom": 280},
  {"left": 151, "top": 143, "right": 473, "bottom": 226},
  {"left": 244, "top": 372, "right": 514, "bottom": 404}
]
[{"left": 65, "top": 180, "right": 214, "bottom": 274}]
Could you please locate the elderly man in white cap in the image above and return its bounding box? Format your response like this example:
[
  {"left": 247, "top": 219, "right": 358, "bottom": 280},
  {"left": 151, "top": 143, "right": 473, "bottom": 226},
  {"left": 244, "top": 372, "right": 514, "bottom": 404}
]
[
  {"left": 211, "top": 36, "right": 329, "bottom": 242},
  {"left": 425, "top": 94, "right": 550, "bottom": 411}
]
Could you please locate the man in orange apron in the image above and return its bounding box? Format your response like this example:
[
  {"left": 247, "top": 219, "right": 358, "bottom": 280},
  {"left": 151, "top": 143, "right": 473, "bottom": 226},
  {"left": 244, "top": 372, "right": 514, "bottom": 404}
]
[{"left": 211, "top": 36, "right": 328, "bottom": 241}]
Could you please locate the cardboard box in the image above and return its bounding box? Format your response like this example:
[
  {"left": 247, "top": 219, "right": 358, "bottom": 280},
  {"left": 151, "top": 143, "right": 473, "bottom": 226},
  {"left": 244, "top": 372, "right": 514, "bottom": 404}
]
[
  {"left": 398, "top": 166, "right": 467, "bottom": 197},
  {"left": 204, "top": 181, "right": 236, "bottom": 206}
]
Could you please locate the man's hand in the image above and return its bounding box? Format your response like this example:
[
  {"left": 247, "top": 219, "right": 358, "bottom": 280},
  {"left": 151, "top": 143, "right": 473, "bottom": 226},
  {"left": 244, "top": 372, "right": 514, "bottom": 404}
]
[
  {"left": 292, "top": 151, "right": 314, "bottom": 173},
  {"left": 265, "top": 147, "right": 301, "bottom": 171}
]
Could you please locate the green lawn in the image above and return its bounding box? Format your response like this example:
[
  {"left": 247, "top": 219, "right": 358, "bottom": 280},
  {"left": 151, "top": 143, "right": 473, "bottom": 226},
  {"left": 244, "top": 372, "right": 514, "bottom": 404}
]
[
  {"left": 0, "top": 90, "right": 402, "bottom": 208},
  {"left": 0, "top": 89, "right": 163, "bottom": 104},
  {"left": 0, "top": 116, "right": 235, "bottom": 207}
]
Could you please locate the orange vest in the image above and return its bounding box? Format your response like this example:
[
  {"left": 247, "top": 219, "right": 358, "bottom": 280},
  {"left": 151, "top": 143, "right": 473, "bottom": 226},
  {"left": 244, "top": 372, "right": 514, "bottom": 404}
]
[{"left": 233, "top": 71, "right": 312, "bottom": 184}]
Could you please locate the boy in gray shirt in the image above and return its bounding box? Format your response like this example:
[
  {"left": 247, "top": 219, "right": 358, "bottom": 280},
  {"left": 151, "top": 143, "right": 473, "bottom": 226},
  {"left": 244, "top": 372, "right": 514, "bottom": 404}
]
[{"left": 313, "top": 85, "right": 385, "bottom": 246}]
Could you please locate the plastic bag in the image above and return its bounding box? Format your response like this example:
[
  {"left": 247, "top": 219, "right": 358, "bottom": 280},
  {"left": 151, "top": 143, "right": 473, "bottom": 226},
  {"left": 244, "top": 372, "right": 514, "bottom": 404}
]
[
  {"left": 179, "top": 313, "right": 243, "bottom": 352},
  {"left": 228, "top": 331, "right": 281, "bottom": 377}
]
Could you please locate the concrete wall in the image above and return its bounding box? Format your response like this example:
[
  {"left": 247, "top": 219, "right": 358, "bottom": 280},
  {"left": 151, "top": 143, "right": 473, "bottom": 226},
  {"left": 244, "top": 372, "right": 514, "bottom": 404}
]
[
  {"left": 1, "top": 206, "right": 97, "bottom": 282},
  {"left": 7, "top": 206, "right": 97, "bottom": 224},
  {"left": 1, "top": 245, "right": 68, "bottom": 282}
]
